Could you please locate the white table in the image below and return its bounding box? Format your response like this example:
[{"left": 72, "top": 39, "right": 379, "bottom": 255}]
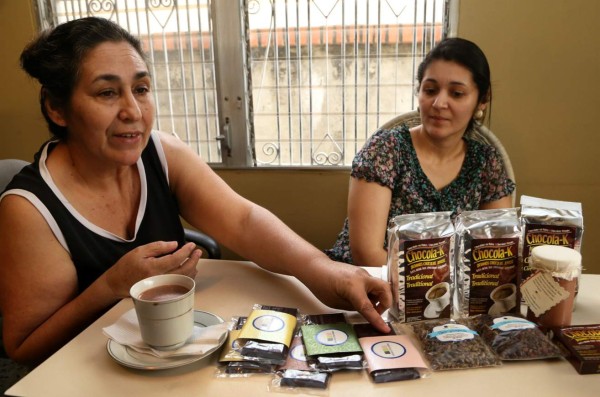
[{"left": 7, "top": 260, "right": 600, "bottom": 397}]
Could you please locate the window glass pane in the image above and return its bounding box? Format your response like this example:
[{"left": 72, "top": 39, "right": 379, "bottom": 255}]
[
  {"left": 38, "top": 0, "right": 449, "bottom": 167},
  {"left": 247, "top": 0, "right": 445, "bottom": 166},
  {"left": 46, "top": 0, "right": 223, "bottom": 163}
]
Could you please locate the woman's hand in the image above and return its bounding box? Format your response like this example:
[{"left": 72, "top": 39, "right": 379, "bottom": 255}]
[
  {"left": 104, "top": 241, "right": 202, "bottom": 298},
  {"left": 309, "top": 262, "right": 392, "bottom": 333},
  {"left": 335, "top": 265, "right": 392, "bottom": 332},
  {"left": 159, "top": 134, "right": 392, "bottom": 332}
]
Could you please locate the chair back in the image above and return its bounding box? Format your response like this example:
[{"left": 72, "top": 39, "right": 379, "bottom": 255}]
[
  {"left": 0, "top": 159, "right": 32, "bottom": 385},
  {"left": 0, "top": 159, "right": 29, "bottom": 192},
  {"left": 380, "top": 110, "right": 516, "bottom": 206}
]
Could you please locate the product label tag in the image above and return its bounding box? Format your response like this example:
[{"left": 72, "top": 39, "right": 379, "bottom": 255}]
[
  {"left": 521, "top": 272, "right": 570, "bottom": 317},
  {"left": 403, "top": 237, "right": 452, "bottom": 322},
  {"left": 359, "top": 335, "right": 428, "bottom": 372},
  {"left": 490, "top": 316, "right": 536, "bottom": 332},
  {"left": 238, "top": 309, "right": 296, "bottom": 346},
  {"left": 301, "top": 323, "right": 362, "bottom": 356},
  {"left": 521, "top": 224, "right": 577, "bottom": 281},
  {"left": 468, "top": 238, "right": 519, "bottom": 316},
  {"left": 427, "top": 323, "right": 477, "bottom": 342}
]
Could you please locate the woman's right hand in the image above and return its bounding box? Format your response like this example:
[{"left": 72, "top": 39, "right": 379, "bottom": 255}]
[{"left": 104, "top": 241, "right": 201, "bottom": 298}]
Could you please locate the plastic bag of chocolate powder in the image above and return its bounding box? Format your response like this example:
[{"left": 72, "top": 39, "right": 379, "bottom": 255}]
[
  {"left": 520, "top": 195, "right": 584, "bottom": 284},
  {"left": 386, "top": 212, "right": 455, "bottom": 323},
  {"left": 455, "top": 208, "right": 521, "bottom": 318}
]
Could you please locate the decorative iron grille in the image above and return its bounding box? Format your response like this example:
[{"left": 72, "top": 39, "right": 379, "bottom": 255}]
[{"left": 36, "top": 0, "right": 450, "bottom": 166}]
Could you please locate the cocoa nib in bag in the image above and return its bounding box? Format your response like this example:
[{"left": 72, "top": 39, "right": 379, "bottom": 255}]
[
  {"left": 387, "top": 212, "right": 454, "bottom": 322},
  {"left": 467, "top": 315, "right": 562, "bottom": 361},
  {"left": 410, "top": 318, "right": 501, "bottom": 371},
  {"left": 455, "top": 208, "right": 521, "bottom": 317}
]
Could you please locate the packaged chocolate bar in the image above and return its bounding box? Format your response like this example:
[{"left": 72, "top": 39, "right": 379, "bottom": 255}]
[
  {"left": 554, "top": 324, "right": 600, "bottom": 374},
  {"left": 386, "top": 212, "right": 455, "bottom": 322},
  {"left": 272, "top": 333, "right": 331, "bottom": 390},
  {"left": 455, "top": 208, "right": 521, "bottom": 317},
  {"left": 237, "top": 304, "right": 298, "bottom": 365},
  {"left": 218, "top": 317, "right": 276, "bottom": 376},
  {"left": 278, "top": 370, "right": 330, "bottom": 389},
  {"left": 300, "top": 313, "right": 364, "bottom": 371},
  {"left": 354, "top": 322, "right": 428, "bottom": 383}
]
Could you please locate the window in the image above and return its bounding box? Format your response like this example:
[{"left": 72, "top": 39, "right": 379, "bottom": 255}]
[{"left": 36, "top": 0, "right": 455, "bottom": 167}]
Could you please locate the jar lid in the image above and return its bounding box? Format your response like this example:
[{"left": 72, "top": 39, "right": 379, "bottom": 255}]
[{"left": 530, "top": 245, "right": 582, "bottom": 280}]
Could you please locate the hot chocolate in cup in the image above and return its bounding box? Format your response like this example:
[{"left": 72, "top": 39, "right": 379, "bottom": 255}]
[
  {"left": 425, "top": 282, "right": 450, "bottom": 313},
  {"left": 130, "top": 274, "right": 195, "bottom": 350}
]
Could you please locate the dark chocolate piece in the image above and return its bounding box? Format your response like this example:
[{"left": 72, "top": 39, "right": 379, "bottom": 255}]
[
  {"left": 280, "top": 369, "right": 330, "bottom": 389},
  {"left": 225, "top": 361, "right": 274, "bottom": 374},
  {"left": 371, "top": 368, "right": 421, "bottom": 383}
]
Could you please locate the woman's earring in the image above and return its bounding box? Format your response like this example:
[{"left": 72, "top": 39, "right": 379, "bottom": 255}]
[{"left": 474, "top": 109, "right": 484, "bottom": 120}]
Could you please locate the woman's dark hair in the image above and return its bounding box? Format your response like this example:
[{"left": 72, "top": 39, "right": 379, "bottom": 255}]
[
  {"left": 20, "top": 17, "right": 148, "bottom": 140},
  {"left": 417, "top": 37, "right": 492, "bottom": 131}
]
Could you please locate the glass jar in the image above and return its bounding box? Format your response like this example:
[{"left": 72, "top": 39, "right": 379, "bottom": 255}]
[{"left": 525, "top": 245, "right": 582, "bottom": 329}]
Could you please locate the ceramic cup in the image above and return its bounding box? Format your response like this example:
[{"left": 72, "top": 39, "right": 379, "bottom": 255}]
[
  {"left": 425, "top": 282, "right": 450, "bottom": 313},
  {"left": 130, "top": 274, "right": 195, "bottom": 350},
  {"left": 488, "top": 283, "right": 517, "bottom": 315}
]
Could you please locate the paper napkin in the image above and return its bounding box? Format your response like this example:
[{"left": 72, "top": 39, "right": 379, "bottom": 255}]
[{"left": 102, "top": 309, "right": 228, "bottom": 358}]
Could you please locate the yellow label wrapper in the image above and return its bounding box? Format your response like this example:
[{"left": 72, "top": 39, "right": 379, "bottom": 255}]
[
  {"left": 219, "top": 329, "right": 244, "bottom": 362},
  {"left": 237, "top": 309, "right": 297, "bottom": 346}
]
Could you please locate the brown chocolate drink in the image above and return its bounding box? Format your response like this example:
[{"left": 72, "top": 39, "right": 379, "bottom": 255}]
[{"left": 138, "top": 284, "right": 190, "bottom": 301}]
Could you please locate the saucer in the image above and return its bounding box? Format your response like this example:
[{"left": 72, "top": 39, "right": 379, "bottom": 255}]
[
  {"left": 488, "top": 301, "right": 516, "bottom": 316},
  {"left": 107, "top": 310, "right": 227, "bottom": 370},
  {"left": 424, "top": 303, "right": 442, "bottom": 319}
]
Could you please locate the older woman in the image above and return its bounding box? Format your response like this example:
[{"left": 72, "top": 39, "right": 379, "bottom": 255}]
[{"left": 0, "top": 17, "right": 391, "bottom": 366}]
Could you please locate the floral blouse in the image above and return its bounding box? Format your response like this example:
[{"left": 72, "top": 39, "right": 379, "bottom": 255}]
[{"left": 325, "top": 124, "right": 516, "bottom": 264}]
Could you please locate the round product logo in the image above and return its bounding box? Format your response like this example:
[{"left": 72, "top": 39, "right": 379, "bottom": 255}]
[
  {"left": 491, "top": 316, "right": 535, "bottom": 332},
  {"left": 315, "top": 329, "right": 348, "bottom": 346},
  {"left": 252, "top": 315, "right": 285, "bottom": 332},
  {"left": 289, "top": 344, "right": 307, "bottom": 361},
  {"left": 428, "top": 324, "right": 476, "bottom": 342},
  {"left": 371, "top": 341, "right": 407, "bottom": 359}
]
